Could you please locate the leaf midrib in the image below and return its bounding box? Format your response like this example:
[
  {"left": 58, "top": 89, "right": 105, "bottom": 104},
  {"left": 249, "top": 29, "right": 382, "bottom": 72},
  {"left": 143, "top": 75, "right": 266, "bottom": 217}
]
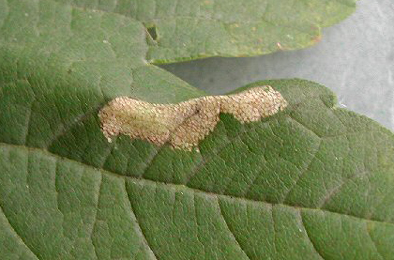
[{"left": 2, "top": 141, "right": 393, "bottom": 227}]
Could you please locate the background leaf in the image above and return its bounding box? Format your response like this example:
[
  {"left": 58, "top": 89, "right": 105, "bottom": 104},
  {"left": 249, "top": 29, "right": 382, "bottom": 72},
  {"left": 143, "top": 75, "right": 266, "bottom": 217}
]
[
  {"left": 3, "top": 0, "right": 359, "bottom": 64},
  {"left": 2, "top": 0, "right": 394, "bottom": 260},
  {"left": 52, "top": 0, "right": 359, "bottom": 62}
]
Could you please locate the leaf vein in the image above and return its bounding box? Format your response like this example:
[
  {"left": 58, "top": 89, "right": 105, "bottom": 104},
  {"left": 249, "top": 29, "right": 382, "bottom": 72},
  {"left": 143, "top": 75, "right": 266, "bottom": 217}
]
[
  {"left": 365, "top": 222, "right": 384, "bottom": 260},
  {"left": 218, "top": 199, "right": 252, "bottom": 260},
  {"left": 124, "top": 180, "right": 159, "bottom": 260},
  {"left": 300, "top": 210, "right": 325, "bottom": 259},
  {"left": 0, "top": 202, "right": 40, "bottom": 260},
  {"left": 2, "top": 142, "right": 394, "bottom": 226},
  {"left": 90, "top": 173, "right": 102, "bottom": 260}
]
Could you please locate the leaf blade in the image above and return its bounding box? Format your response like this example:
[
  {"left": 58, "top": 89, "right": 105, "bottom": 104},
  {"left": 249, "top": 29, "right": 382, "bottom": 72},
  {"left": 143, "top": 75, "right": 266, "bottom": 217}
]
[
  {"left": 1, "top": 139, "right": 393, "bottom": 259},
  {"left": 2, "top": 0, "right": 394, "bottom": 259}
]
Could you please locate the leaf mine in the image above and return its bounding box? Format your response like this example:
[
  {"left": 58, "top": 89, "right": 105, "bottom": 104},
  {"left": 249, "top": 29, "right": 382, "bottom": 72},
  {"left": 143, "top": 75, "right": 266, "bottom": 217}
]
[{"left": 98, "top": 86, "right": 288, "bottom": 151}]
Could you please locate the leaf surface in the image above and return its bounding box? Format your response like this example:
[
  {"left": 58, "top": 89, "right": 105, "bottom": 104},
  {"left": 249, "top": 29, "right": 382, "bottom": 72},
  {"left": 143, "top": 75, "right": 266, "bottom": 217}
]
[
  {"left": 1, "top": 77, "right": 394, "bottom": 259},
  {"left": 1, "top": 1, "right": 394, "bottom": 260},
  {"left": 51, "top": 0, "right": 357, "bottom": 62}
]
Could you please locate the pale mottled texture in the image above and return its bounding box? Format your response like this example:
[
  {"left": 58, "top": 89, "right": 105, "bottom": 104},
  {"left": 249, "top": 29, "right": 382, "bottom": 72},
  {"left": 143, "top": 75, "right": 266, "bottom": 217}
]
[{"left": 99, "top": 86, "right": 287, "bottom": 150}]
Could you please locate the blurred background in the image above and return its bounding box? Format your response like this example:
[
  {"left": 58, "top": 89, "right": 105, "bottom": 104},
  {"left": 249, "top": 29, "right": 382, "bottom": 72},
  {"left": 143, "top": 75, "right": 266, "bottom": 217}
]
[{"left": 161, "top": 0, "right": 394, "bottom": 130}]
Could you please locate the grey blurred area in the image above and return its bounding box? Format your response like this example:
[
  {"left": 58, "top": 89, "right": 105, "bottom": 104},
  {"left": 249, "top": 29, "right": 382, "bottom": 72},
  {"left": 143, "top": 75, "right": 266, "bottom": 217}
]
[{"left": 161, "top": 0, "right": 394, "bottom": 131}]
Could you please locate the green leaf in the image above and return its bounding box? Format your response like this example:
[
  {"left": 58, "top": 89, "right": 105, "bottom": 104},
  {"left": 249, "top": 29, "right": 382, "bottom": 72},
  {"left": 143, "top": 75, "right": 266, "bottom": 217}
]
[
  {"left": 2, "top": 0, "right": 394, "bottom": 260},
  {"left": 2, "top": 77, "right": 394, "bottom": 259},
  {"left": 13, "top": 0, "right": 358, "bottom": 63}
]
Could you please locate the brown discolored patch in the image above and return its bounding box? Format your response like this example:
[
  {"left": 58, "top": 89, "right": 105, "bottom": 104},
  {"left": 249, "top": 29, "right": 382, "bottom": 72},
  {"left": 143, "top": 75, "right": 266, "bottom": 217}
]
[{"left": 98, "top": 86, "right": 287, "bottom": 151}]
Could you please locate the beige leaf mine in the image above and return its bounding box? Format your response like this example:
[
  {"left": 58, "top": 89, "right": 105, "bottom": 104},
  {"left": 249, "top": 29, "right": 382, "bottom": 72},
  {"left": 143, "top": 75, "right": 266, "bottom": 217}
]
[{"left": 98, "top": 86, "right": 288, "bottom": 151}]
